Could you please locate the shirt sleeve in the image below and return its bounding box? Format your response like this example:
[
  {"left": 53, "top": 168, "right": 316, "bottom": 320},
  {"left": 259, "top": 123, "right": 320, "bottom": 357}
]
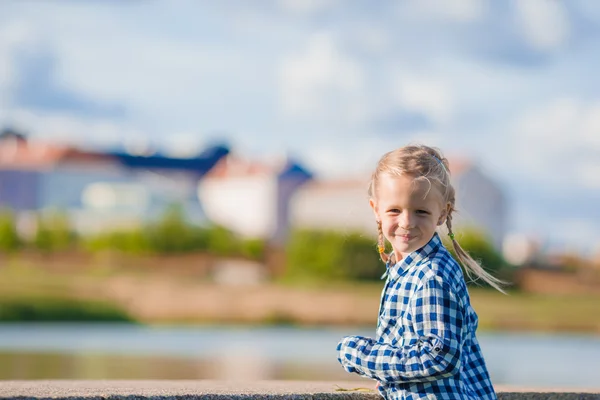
[{"left": 336, "top": 278, "right": 463, "bottom": 383}]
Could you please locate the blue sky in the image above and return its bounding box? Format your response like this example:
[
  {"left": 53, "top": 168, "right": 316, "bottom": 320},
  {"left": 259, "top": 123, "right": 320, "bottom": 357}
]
[{"left": 1, "top": 0, "right": 599, "bottom": 255}]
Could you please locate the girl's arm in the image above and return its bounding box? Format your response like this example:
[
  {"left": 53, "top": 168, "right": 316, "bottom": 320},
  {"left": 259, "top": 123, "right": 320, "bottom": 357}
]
[{"left": 337, "top": 278, "right": 462, "bottom": 383}]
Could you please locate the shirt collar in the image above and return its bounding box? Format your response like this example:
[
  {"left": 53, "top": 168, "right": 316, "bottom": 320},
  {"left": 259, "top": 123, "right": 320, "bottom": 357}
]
[{"left": 382, "top": 232, "right": 443, "bottom": 282}]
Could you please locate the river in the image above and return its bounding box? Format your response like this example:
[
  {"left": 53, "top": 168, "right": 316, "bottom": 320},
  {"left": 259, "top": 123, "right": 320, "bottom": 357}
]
[{"left": 0, "top": 324, "right": 598, "bottom": 389}]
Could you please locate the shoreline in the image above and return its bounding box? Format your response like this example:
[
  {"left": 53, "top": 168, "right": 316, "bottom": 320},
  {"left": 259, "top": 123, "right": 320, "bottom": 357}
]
[{"left": 1, "top": 264, "right": 599, "bottom": 333}]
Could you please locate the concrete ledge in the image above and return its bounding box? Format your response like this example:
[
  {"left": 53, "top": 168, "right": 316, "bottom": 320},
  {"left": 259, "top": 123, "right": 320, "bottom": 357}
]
[{"left": 1, "top": 381, "right": 599, "bottom": 400}]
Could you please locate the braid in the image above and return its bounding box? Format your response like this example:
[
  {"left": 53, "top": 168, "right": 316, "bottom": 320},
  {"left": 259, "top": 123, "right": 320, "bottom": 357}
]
[
  {"left": 376, "top": 220, "right": 390, "bottom": 263},
  {"left": 445, "top": 209, "right": 456, "bottom": 241}
]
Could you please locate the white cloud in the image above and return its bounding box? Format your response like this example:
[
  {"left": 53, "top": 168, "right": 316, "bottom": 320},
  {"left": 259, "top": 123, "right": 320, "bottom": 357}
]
[
  {"left": 550, "top": 217, "right": 600, "bottom": 255},
  {"left": 512, "top": 98, "right": 600, "bottom": 188},
  {"left": 577, "top": 161, "right": 600, "bottom": 190},
  {"left": 295, "top": 135, "right": 386, "bottom": 179},
  {"left": 392, "top": 74, "right": 454, "bottom": 125},
  {"left": 398, "top": 0, "right": 487, "bottom": 23},
  {"left": 1, "top": 4, "right": 274, "bottom": 132},
  {"left": 278, "top": 33, "right": 367, "bottom": 124},
  {"left": 5, "top": 108, "right": 127, "bottom": 147},
  {"left": 580, "top": 103, "right": 600, "bottom": 147},
  {"left": 353, "top": 26, "right": 390, "bottom": 54},
  {"left": 574, "top": 0, "right": 600, "bottom": 22},
  {"left": 514, "top": 0, "right": 570, "bottom": 51},
  {"left": 294, "top": 130, "right": 447, "bottom": 179},
  {"left": 0, "top": 20, "right": 39, "bottom": 90},
  {"left": 57, "top": 36, "right": 221, "bottom": 107},
  {"left": 277, "top": 0, "right": 340, "bottom": 15},
  {"left": 46, "top": 29, "right": 280, "bottom": 137}
]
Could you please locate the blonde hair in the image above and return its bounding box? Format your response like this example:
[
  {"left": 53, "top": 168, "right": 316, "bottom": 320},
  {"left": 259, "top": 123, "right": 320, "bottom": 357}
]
[{"left": 369, "top": 144, "right": 506, "bottom": 293}]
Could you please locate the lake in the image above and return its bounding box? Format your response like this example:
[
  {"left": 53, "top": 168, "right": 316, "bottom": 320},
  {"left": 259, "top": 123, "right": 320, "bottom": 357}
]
[{"left": 0, "top": 324, "right": 598, "bottom": 389}]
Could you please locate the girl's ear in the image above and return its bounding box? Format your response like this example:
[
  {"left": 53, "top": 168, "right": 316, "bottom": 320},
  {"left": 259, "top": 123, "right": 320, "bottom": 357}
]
[{"left": 369, "top": 198, "right": 379, "bottom": 221}]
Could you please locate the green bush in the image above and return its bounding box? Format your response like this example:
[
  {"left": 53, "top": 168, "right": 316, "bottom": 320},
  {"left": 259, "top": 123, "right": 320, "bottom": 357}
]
[
  {"left": 145, "top": 205, "right": 209, "bottom": 253},
  {"left": 82, "top": 205, "right": 257, "bottom": 258},
  {"left": 205, "top": 224, "right": 238, "bottom": 256},
  {"left": 33, "top": 211, "right": 76, "bottom": 252},
  {"left": 0, "top": 209, "right": 20, "bottom": 252},
  {"left": 340, "top": 232, "right": 385, "bottom": 280},
  {"left": 240, "top": 238, "right": 266, "bottom": 261},
  {"left": 285, "top": 227, "right": 513, "bottom": 285},
  {"left": 285, "top": 229, "right": 383, "bottom": 282},
  {"left": 84, "top": 228, "right": 151, "bottom": 255},
  {"left": 0, "top": 296, "right": 135, "bottom": 322}
]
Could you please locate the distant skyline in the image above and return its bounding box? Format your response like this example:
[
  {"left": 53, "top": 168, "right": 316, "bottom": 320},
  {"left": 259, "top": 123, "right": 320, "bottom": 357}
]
[{"left": 1, "top": 0, "right": 599, "bottom": 255}]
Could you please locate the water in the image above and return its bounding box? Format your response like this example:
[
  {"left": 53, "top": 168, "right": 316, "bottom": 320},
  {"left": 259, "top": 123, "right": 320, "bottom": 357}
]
[{"left": 0, "top": 324, "right": 598, "bottom": 389}]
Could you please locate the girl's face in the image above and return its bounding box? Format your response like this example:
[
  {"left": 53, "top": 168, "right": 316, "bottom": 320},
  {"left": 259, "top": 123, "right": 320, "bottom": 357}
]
[{"left": 370, "top": 173, "right": 449, "bottom": 261}]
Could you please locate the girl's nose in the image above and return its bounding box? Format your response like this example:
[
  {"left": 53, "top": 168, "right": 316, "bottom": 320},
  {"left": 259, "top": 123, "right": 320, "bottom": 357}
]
[{"left": 399, "top": 212, "right": 414, "bottom": 229}]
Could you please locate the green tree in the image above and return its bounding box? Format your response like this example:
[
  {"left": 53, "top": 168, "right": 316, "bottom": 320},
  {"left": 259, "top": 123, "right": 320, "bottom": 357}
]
[
  {"left": 33, "top": 211, "right": 74, "bottom": 252},
  {"left": 0, "top": 209, "right": 20, "bottom": 252}
]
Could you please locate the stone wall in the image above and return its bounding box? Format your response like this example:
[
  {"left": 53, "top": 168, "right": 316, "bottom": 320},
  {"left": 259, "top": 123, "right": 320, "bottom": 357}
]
[{"left": 1, "top": 380, "right": 599, "bottom": 400}]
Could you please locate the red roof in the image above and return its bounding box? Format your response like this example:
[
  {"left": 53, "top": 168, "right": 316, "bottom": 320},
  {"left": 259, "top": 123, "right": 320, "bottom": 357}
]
[
  {"left": 0, "top": 138, "right": 110, "bottom": 170},
  {"left": 203, "top": 154, "right": 280, "bottom": 179}
]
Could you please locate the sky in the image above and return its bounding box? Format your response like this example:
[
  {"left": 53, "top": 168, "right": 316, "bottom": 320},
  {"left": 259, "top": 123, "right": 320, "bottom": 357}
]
[{"left": 1, "top": 0, "right": 599, "bottom": 255}]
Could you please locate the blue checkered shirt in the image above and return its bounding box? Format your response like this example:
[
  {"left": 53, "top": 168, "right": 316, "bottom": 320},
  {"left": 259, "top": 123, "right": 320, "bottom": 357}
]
[{"left": 337, "top": 233, "right": 497, "bottom": 400}]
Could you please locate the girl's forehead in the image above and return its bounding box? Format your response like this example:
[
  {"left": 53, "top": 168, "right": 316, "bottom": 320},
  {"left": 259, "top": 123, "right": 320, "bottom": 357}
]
[{"left": 377, "top": 173, "right": 443, "bottom": 202}]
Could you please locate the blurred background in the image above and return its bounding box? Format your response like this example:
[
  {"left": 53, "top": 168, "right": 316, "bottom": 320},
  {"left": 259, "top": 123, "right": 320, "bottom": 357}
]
[{"left": 0, "top": 0, "right": 599, "bottom": 390}]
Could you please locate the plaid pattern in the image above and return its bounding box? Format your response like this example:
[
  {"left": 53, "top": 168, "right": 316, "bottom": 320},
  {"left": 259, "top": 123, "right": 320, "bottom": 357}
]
[{"left": 337, "top": 233, "right": 497, "bottom": 400}]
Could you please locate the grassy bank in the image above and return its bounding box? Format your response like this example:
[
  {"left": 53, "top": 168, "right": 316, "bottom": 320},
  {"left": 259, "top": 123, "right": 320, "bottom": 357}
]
[
  {"left": 470, "top": 288, "right": 600, "bottom": 332},
  {"left": 0, "top": 262, "right": 598, "bottom": 332},
  {"left": 0, "top": 262, "right": 135, "bottom": 323}
]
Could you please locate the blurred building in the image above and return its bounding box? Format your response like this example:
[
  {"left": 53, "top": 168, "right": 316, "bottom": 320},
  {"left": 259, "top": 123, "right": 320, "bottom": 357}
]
[
  {"left": 450, "top": 158, "right": 508, "bottom": 250},
  {"left": 0, "top": 129, "right": 228, "bottom": 234},
  {"left": 289, "top": 158, "right": 508, "bottom": 250},
  {"left": 289, "top": 178, "right": 373, "bottom": 234},
  {"left": 199, "top": 152, "right": 508, "bottom": 250},
  {"left": 197, "top": 153, "right": 312, "bottom": 244}
]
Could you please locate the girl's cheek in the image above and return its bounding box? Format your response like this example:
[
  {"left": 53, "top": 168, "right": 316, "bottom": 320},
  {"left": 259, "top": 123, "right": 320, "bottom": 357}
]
[
  {"left": 388, "top": 217, "right": 399, "bottom": 227},
  {"left": 384, "top": 220, "right": 398, "bottom": 232}
]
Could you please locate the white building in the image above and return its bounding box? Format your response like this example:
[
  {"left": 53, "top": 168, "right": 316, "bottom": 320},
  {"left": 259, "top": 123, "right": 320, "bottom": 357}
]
[
  {"left": 450, "top": 158, "right": 507, "bottom": 249},
  {"left": 289, "top": 178, "right": 374, "bottom": 235},
  {"left": 197, "top": 154, "right": 312, "bottom": 244}
]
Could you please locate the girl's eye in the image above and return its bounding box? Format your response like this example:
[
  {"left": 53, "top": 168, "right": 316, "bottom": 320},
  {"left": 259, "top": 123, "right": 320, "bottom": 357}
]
[
  {"left": 416, "top": 210, "right": 430, "bottom": 215},
  {"left": 388, "top": 209, "right": 401, "bottom": 214}
]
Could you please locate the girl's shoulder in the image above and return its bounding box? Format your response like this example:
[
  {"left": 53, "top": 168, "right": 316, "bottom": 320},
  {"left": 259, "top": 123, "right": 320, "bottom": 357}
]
[{"left": 411, "top": 248, "right": 467, "bottom": 293}]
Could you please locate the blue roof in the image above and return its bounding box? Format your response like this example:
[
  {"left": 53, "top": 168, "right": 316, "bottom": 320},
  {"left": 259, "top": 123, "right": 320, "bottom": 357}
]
[
  {"left": 278, "top": 160, "right": 313, "bottom": 181},
  {"left": 106, "top": 144, "right": 229, "bottom": 176}
]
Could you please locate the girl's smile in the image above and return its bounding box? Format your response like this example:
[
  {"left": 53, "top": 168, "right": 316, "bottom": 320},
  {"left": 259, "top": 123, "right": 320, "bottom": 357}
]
[{"left": 395, "top": 233, "right": 415, "bottom": 241}]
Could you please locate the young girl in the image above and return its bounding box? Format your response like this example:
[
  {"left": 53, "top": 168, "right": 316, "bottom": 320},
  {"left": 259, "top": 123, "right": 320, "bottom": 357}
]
[{"left": 337, "top": 144, "right": 503, "bottom": 400}]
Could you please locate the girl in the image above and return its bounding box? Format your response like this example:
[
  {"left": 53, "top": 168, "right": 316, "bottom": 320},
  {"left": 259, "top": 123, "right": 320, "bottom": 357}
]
[{"left": 337, "top": 144, "right": 503, "bottom": 400}]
